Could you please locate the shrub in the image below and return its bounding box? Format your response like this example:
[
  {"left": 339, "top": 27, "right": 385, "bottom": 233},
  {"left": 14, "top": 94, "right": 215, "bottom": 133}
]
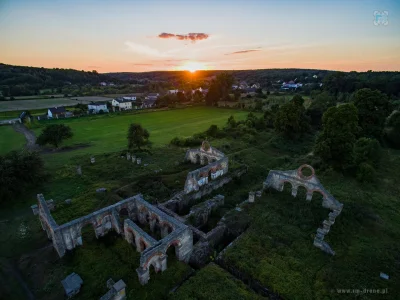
[
  {"left": 37, "top": 124, "right": 73, "bottom": 148},
  {"left": 353, "top": 137, "right": 382, "bottom": 167},
  {"left": 356, "top": 162, "right": 376, "bottom": 183}
]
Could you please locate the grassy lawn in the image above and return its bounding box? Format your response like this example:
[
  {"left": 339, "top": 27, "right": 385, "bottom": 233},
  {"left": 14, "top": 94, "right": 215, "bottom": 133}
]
[
  {"left": 34, "top": 107, "right": 251, "bottom": 168},
  {"left": 0, "top": 125, "right": 25, "bottom": 154}
]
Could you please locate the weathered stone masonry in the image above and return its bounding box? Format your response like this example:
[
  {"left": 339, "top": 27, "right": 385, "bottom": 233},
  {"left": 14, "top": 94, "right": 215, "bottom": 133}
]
[
  {"left": 35, "top": 193, "right": 192, "bottom": 285},
  {"left": 263, "top": 164, "right": 343, "bottom": 255},
  {"left": 184, "top": 141, "right": 229, "bottom": 194}
]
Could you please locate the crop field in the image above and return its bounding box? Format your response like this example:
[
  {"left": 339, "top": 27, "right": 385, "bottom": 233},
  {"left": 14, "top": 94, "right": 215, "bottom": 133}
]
[{"left": 0, "top": 96, "right": 112, "bottom": 112}]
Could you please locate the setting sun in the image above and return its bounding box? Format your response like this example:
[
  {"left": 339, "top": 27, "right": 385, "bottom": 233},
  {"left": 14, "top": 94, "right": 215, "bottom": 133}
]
[{"left": 177, "top": 61, "right": 208, "bottom": 73}]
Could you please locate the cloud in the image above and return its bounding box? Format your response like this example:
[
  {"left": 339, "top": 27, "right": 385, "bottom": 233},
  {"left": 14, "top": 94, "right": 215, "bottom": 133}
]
[
  {"left": 158, "top": 32, "right": 210, "bottom": 43},
  {"left": 225, "top": 49, "right": 262, "bottom": 55}
]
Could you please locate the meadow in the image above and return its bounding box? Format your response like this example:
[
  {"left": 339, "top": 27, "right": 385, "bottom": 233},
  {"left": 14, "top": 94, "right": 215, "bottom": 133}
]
[{"left": 33, "top": 107, "right": 251, "bottom": 168}]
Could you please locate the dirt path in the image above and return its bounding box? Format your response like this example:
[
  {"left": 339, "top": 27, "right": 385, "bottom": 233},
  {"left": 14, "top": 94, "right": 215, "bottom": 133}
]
[{"left": 12, "top": 123, "right": 39, "bottom": 151}]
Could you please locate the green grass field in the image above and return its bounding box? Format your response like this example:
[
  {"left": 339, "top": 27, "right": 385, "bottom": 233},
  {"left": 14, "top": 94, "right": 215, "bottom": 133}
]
[
  {"left": 0, "top": 125, "right": 26, "bottom": 154},
  {"left": 34, "top": 107, "right": 251, "bottom": 167}
]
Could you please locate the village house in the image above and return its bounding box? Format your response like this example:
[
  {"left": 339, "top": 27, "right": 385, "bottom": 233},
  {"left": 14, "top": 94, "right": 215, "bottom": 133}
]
[
  {"left": 111, "top": 98, "right": 133, "bottom": 110},
  {"left": 239, "top": 81, "right": 249, "bottom": 89},
  {"left": 47, "top": 106, "right": 66, "bottom": 118},
  {"left": 168, "top": 89, "right": 179, "bottom": 95},
  {"left": 281, "top": 81, "right": 303, "bottom": 90},
  {"left": 142, "top": 99, "right": 157, "bottom": 108},
  {"left": 251, "top": 83, "right": 261, "bottom": 89},
  {"left": 145, "top": 93, "right": 160, "bottom": 101},
  {"left": 122, "top": 96, "right": 136, "bottom": 101},
  {"left": 88, "top": 102, "right": 109, "bottom": 114}
]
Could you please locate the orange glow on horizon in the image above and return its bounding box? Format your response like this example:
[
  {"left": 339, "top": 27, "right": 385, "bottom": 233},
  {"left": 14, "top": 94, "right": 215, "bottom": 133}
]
[{"left": 176, "top": 61, "right": 209, "bottom": 73}]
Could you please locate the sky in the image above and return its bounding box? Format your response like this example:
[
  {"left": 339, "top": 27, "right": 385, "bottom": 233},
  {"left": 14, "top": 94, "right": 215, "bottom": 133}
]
[{"left": 0, "top": 0, "right": 399, "bottom": 73}]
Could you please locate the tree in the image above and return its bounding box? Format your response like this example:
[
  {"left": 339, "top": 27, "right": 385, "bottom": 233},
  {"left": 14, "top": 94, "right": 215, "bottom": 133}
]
[
  {"left": 353, "top": 137, "right": 381, "bottom": 167},
  {"left": 205, "top": 73, "right": 234, "bottom": 106},
  {"left": 384, "top": 111, "right": 400, "bottom": 149},
  {"left": 193, "top": 90, "right": 203, "bottom": 103},
  {"left": 274, "top": 95, "right": 310, "bottom": 138},
  {"left": 36, "top": 124, "right": 73, "bottom": 148},
  {"left": 176, "top": 91, "right": 186, "bottom": 103},
  {"left": 0, "top": 151, "right": 46, "bottom": 202},
  {"left": 226, "top": 115, "right": 237, "bottom": 129},
  {"left": 353, "top": 88, "right": 392, "bottom": 139},
  {"left": 307, "top": 91, "right": 336, "bottom": 128},
  {"left": 314, "top": 103, "right": 359, "bottom": 169},
  {"left": 127, "top": 123, "right": 150, "bottom": 151}
]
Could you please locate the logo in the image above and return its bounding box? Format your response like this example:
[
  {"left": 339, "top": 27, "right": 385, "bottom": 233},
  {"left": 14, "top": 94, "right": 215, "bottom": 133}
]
[{"left": 374, "top": 11, "right": 389, "bottom": 26}]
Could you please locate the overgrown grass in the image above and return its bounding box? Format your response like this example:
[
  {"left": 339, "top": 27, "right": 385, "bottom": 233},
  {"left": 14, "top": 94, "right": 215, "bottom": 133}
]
[{"left": 171, "top": 263, "right": 262, "bottom": 300}]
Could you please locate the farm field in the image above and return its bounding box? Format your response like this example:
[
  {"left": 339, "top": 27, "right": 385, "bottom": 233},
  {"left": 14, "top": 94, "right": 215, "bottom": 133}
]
[
  {"left": 33, "top": 107, "right": 252, "bottom": 167},
  {"left": 0, "top": 125, "right": 26, "bottom": 154},
  {"left": 0, "top": 96, "right": 112, "bottom": 112}
]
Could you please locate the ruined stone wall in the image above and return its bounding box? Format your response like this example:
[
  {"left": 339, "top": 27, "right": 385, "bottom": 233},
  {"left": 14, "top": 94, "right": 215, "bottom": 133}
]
[
  {"left": 184, "top": 157, "right": 229, "bottom": 194},
  {"left": 263, "top": 164, "right": 343, "bottom": 255},
  {"left": 35, "top": 193, "right": 193, "bottom": 285}
]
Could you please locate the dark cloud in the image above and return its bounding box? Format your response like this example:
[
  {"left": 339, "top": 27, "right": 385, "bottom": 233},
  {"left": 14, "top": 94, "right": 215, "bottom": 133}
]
[
  {"left": 158, "top": 32, "right": 209, "bottom": 42},
  {"left": 225, "top": 49, "right": 261, "bottom": 55}
]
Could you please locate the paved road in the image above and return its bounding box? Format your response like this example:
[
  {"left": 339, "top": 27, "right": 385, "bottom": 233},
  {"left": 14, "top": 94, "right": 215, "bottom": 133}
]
[{"left": 12, "top": 123, "right": 39, "bottom": 151}]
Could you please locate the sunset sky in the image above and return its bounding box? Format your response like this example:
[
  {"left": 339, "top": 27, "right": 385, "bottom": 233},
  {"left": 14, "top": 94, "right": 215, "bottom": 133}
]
[{"left": 1, "top": 0, "right": 399, "bottom": 72}]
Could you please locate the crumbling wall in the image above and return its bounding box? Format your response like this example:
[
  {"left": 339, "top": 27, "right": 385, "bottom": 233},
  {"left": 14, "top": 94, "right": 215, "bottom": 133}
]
[
  {"left": 263, "top": 164, "right": 343, "bottom": 255},
  {"left": 35, "top": 193, "right": 193, "bottom": 285}
]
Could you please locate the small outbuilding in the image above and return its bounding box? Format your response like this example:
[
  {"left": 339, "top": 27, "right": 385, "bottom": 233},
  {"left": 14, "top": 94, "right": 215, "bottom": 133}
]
[{"left": 61, "top": 272, "right": 83, "bottom": 299}]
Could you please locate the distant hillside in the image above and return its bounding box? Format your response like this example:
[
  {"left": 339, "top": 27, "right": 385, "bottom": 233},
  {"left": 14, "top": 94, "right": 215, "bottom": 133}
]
[
  {"left": 106, "top": 68, "right": 330, "bottom": 87},
  {"left": 0, "top": 63, "right": 115, "bottom": 97}
]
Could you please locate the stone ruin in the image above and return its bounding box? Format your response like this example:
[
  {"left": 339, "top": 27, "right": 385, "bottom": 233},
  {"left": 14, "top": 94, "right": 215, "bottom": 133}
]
[
  {"left": 33, "top": 142, "right": 250, "bottom": 287},
  {"left": 183, "top": 141, "right": 229, "bottom": 194},
  {"left": 33, "top": 140, "right": 346, "bottom": 297},
  {"left": 263, "top": 164, "right": 343, "bottom": 255},
  {"left": 61, "top": 272, "right": 83, "bottom": 299},
  {"left": 35, "top": 193, "right": 192, "bottom": 285},
  {"left": 100, "top": 279, "right": 127, "bottom": 300}
]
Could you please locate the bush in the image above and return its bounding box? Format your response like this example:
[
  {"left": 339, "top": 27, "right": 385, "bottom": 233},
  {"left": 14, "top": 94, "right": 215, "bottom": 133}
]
[
  {"left": 37, "top": 124, "right": 73, "bottom": 148},
  {"left": 353, "top": 137, "right": 382, "bottom": 167},
  {"left": 356, "top": 162, "right": 376, "bottom": 183}
]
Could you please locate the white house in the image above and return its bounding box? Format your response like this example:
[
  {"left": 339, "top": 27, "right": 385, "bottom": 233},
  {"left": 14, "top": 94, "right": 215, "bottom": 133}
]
[
  {"left": 100, "top": 82, "right": 107, "bottom": 86},
  {"left": 168, "top": 89, "right": 179, "bottom": 94},
  {"left": 48, "top": 107, "right": 66, "bottom": 118},
  {"left": 88, "top": 102, "right": 109, "bottom": 114},
  {"left": 111, "top": 98, "right": 133, "bottom": 110},
  {"left": 122, "top": 96, "right": 136, "bottom": 101},
  {"left": 145, "top": 93, "right": 160, "bottom": 101}
]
